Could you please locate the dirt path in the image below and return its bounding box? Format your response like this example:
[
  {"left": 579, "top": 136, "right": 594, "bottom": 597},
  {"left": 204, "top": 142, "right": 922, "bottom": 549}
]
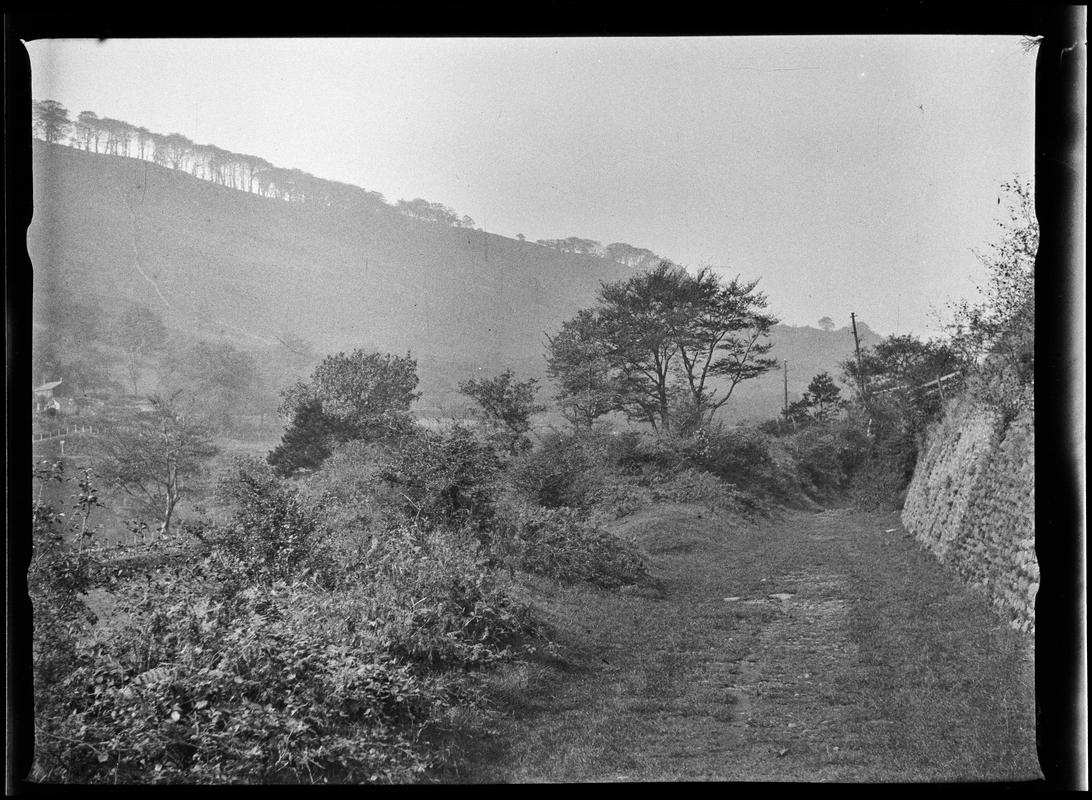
[{"left": 466, "top": 504, "right": 1040, "bottom": 783}]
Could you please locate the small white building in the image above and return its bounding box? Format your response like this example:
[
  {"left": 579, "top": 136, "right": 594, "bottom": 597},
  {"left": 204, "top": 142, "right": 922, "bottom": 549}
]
[{"left": 33, "top": 380, "right": 63, "bottom": 412}]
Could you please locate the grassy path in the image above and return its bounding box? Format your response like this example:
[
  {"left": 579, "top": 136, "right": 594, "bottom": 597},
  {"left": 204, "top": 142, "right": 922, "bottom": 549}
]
[{"left": 465, "top": 504, "right": 1040, "bottom": 783}]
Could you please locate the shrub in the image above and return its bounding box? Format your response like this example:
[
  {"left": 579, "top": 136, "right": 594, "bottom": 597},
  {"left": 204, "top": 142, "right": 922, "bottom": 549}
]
[
  {"left": 495, "top": 503, "right": 648, "bottom": 588},
  {"left": 378, "top": 425, "right": 502, "bottom": 530},
  {"left": 681, "top": 426, "right": 779, "bottom": 487},
  {"left": 784, "top": 421, "right": 871, "bottom": 498},
  {"left": 358, "top": 525, "right": 532, "bottom": 667},
  {"left": 647, "top": 467, "right": 766, "bottom": 518},
  {"left": 33, "top": 576, "right": 453, "bottom": 783},
  {"left": 208, "top": 457, "right": 335, "bottom": 591},
  {"left": 507, "top": 431, "right": 608, "bottom": 509}
]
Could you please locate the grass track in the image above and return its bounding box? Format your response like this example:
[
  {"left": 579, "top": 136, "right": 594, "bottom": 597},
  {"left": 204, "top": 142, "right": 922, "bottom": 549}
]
[{"left": 462, "top": 503, "right": 1040, "bottom": 783}]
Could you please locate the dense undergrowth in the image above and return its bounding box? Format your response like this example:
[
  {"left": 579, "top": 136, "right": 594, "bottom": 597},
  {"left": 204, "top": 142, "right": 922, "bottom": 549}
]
[{"left": 28, "top": 407, "right": 936, "bottom": 783}]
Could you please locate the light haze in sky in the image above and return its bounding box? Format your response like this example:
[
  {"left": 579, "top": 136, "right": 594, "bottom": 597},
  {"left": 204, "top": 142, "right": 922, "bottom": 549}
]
[{"left": 25, "top": 36, "right": 1037, "bottom": 336}]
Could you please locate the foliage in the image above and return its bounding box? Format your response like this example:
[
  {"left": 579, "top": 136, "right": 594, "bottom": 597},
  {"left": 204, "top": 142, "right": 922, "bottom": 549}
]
[
  {"left": 208, "top": 457, "right": 336, "bottom": 591},
  {"left": 842, "top": 334, "right": 968, "bottom": 462},
  {"left": 96, "top": 395, "right": 219, "bottom": 537},
  {"left": 272, "top": 350, "right": 420, "bottom": 475},
  {"left": 545, "top": 309, "right": 622, "bottom": 429},
  {"left": 30, "top": 462, "right": 100, "bottom": 697},
  {"left": 158, "top": 337, "right": 261, "bottom": 432},
  {"left": 109, "top": 305, "right": 168, "bottom": 395},
  {"left": 32, "top": 99, "right": 73, "bottom": 144},
  {"left": 29, "top": 460, "right": 529, "bottom": 783},
  {"left": 378, "top": 424, "right": 502, "bottom": 530},
  {"left": 33, "top": 576, "right": 454, "bottom": 783},
  {"left": 458, "top": 369, "right": 545, "bottom": 455},
  {"left": 352, "top": 525, "right": 532, "bottom": 667},
  {"left": 507, "top": 431, "right": 609, "bottom": 510},
  {"left": 783, "top": 421, "right": 871, "bottom": 498},
  {"left": 948, "top": 178, "right": 1036, "bottom": 420},
  {"left": 267, "top": 398, "right": 340, "bottom": 477},
  {"left": 495, "top": 503, "right": 648, "bottom": 588},
  {"left": 547, "top": 263, "right": 778, "bottom": 433}
]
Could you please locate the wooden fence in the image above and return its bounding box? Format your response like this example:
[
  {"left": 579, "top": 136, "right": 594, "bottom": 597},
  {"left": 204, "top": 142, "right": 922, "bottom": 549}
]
[{"left": 32, "top": 424, "right": 97, "bottom": 443}]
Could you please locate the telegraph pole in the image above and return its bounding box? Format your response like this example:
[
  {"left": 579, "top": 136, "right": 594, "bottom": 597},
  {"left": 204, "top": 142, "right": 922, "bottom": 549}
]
[
  {"left": 850, "top": 312, "right": 867, "bottom": 403},
  {"left": 783, "top": 361, "right": 789, "bottom": 415}
]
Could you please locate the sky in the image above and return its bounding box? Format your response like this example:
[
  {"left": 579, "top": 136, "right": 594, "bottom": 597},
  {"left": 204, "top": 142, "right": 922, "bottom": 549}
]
[{"left": 25, "top": 36, "right": 1037, "bottom": 336}]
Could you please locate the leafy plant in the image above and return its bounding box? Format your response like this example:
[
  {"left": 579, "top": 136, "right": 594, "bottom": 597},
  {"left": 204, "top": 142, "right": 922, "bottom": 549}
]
[
  {"left": 378, "top": 424, "right": 502, "bottom": 530},
  {"left": 495, "top": 503, "right": 648, "bottom": 588},
  {"left": 209, "top": 456, "right": 335, "bottom": 591},
  {"left": 458, "top": 369, "right": 545, "bottom": 455}
]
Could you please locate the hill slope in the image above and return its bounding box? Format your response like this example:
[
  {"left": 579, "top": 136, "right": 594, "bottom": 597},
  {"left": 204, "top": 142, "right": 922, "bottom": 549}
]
[{"left": 27, "top": 141, "right": 880, "bottom": 418}]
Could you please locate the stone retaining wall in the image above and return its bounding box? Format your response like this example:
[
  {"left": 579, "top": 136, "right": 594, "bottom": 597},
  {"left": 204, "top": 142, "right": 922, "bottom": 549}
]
[{"left": 901, "top": 392, "right": 1036, "bottom": 633}]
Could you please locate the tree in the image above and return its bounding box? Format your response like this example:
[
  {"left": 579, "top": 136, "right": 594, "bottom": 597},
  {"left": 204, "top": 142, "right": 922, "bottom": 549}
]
[
  {"left": 134, "top": 126, "right": 153, "bottom": 160},
  {"left": 669, "top": 269, "right": 779, "bottom": 432},
  {"left": 271, "top": 350, "right": 421, "bottom": 474},
  {"left": 545, "top": 308, "right": 620, "bottom": 428},
  {"left": 378, "top": 424, "right": 501, "bottom": 529},
  {"left": 306, "top": 350, "right": 420, "bottom": 435},
  {"left": 841, "top": 334, "right": 969, "bottom": 480},
  {"left": 75, "top": 111, "right": 102, "bottom": 152},
  {"left": 161, "top": 133, "right": 194, "bottom": 171},
  {"left": 554, "top": 262, "right": 778, "bottom": 433},
  {"left": 267, "top": 398, "right": 339, "bottom": 476},
  {"left": 818, "top": 316, "right": 836, "bottom": 332},
  {"left": 32, "top": 99, "right": 72, "bottom": 144},
  {"left": 109, "top": 306, "right": 168, "bottom": 395},
  {"left": 948, "top": 178, "right": 1036, "bottom": 387},
  {"left": 213, "top": 456, "right": 332, "bottom": 585},
  {"left": 801, "top": 372, "right": 843, "bottom": 422},
  {"left": 604, "top": 242, "right": 665, "bottom": 270},
  {"left": 459, "top": 369, "right": 546, "bottom": 454},
  {"left": 97, "top": 395, "right": 218, "bottom": 538},
  {"left": 158, "top": 338, "right": 260, "bottom": 432}
]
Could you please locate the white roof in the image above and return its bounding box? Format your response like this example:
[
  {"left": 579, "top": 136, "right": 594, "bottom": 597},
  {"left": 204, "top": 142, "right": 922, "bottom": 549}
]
[{"left": 35, "top": 380, "right": 63, "bottom": 392}]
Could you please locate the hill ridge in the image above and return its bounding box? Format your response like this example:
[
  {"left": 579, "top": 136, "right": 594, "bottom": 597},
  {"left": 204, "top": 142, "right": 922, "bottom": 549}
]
[{"left": 28, "top": 141, "right": 880, "bottom": 419}]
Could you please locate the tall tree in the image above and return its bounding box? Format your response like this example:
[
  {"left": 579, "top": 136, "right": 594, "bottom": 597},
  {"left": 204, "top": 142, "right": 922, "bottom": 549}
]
[
  {"left": 818, "top": 316, "right": 836, "bottom": 332},
  {"left": 161, "top": 133, "right": 194, "bottom": 171},
  {"left": 75, "top": 111, "right": 102, "bottom": 152},
  {"left": 134, "top": 126, "right": 153, "bottom": 160},
  {"left": 595, "top": 263, "right": 693, "bottom": 429},
  {"left": 32, "top": 99, "right": 72, "bottom": 144},
  {"left": 548, "top": 263, "right": 778, "bottom": 432},
  {"left": 670, "top": 269, "right": 779, "bottom": 431}
]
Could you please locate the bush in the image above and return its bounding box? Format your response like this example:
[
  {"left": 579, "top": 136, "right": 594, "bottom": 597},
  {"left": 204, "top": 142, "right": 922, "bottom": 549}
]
[
  {"left": 784, "top": 422, "right": 871, "bottom": 498},
  {"left": 378, "top": 425, "right": 502, "bottom": 530},
  {"left": 647, "top": 467, "right": 767, "bottom": 518},
  {"left": 495, "top": 503, "right": 648, "bottom": 588},
  {"left": 507, "top": 431, "right": 608, "bottom": 510},
  {"left": 357, "top": 525, "right": 532, "bottom": 667},
  {"left": 681, "top": 426, "right": 780, "bottom": 488},
  {"left": 208, "top": 457, "right": 335, "bottom": 591},
  {"left": 33, "top": 576, "right": 453, "bottom": 783}
]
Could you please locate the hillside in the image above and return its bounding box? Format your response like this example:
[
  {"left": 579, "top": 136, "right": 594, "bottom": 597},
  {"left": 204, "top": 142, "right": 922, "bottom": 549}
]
[{"left": 27, "top": 141, "right": 879, "bottom": 418}]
